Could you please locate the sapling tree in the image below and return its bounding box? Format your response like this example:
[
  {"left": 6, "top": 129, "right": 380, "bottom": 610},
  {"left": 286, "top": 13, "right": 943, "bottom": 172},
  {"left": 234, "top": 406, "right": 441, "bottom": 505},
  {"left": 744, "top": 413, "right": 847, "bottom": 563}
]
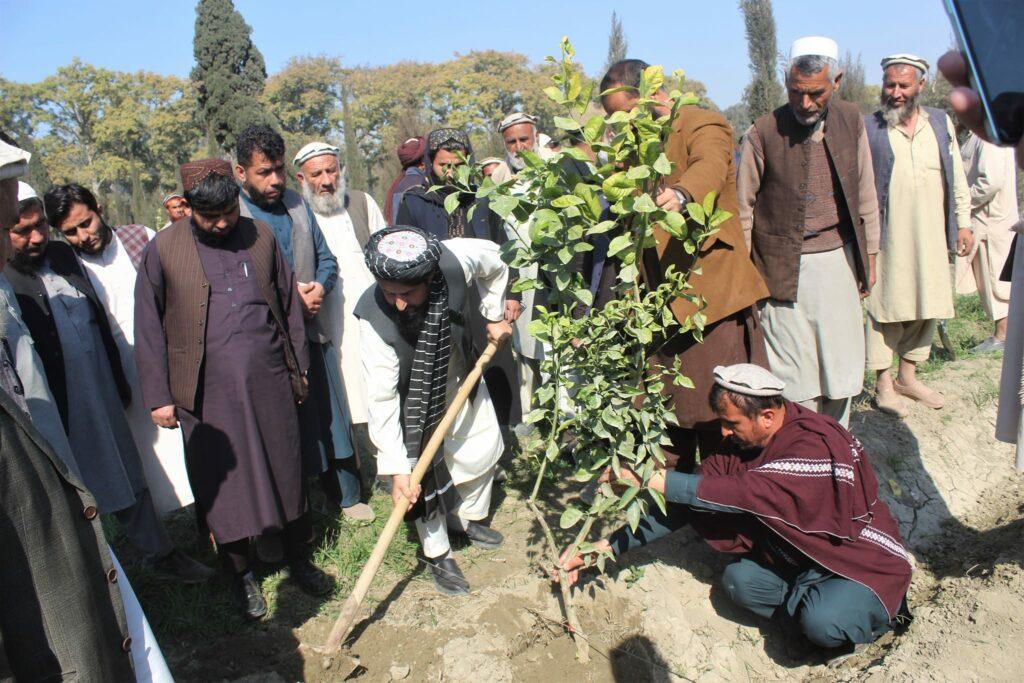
[{"left": 444, "top": 38, "right": 731, "bottom": 661}]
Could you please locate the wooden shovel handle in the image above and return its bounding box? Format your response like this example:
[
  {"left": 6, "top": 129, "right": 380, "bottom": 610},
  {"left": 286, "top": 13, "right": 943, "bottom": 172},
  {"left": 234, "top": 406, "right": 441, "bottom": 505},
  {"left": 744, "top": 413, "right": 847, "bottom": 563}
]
[{"left": 323, "top": 337, "right": 504, "bottom": 653}]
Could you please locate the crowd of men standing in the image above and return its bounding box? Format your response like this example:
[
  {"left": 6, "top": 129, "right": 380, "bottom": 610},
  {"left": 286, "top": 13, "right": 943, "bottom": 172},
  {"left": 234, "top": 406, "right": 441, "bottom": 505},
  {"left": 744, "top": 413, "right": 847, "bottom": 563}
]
[{"left": 0, "top": 31, "right": 1020, "bottom": 680}]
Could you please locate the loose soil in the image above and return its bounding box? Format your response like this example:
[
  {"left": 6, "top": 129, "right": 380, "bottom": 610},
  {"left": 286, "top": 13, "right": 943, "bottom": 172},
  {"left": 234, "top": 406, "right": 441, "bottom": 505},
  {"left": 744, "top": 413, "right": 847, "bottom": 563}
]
[{"left": 160, "top": 354, "right": 1024, "bottom": 682}]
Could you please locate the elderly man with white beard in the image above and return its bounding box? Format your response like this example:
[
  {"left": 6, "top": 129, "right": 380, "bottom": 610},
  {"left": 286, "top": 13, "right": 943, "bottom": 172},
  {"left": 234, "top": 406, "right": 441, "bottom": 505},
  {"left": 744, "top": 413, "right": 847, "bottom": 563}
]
[
  {"left": 492, "top": 112, "right": 561, "bottom": 417},
  {"left": 863, "top": 55, "right": 972, "bottom": 417},
  {"left": 295, "top": 142, "right": 385, "bottom": 518}
]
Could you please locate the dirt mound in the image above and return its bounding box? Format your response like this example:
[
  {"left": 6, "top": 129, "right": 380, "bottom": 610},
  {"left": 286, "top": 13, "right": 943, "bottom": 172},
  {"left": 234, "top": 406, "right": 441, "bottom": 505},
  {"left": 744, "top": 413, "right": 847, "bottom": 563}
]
[{"left": 180, "top": 354, "right": 1022, "bottom": 682}]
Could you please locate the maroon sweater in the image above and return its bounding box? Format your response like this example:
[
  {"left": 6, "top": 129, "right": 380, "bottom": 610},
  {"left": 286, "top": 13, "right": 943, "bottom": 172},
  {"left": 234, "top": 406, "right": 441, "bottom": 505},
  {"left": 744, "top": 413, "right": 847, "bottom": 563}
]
[{"left": 696, "top": 401, "right": 912, "bottom": 618}]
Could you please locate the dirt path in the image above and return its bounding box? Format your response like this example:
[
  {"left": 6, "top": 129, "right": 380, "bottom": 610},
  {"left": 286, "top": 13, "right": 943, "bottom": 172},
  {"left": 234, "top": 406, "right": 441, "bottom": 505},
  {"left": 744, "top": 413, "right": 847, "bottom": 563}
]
[{"left": 178, "top": 354, "right": 1024, "bottom": 682}]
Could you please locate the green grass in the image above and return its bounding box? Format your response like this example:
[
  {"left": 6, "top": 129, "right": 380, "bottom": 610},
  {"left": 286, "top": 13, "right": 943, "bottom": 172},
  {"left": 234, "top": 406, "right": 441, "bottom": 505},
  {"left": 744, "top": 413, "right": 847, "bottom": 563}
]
[
  {"left": 917, "top": 294, "right": 996, "bottom": 375},
  {"left": 863, "top": 294, "right": 998, "bottom": 389},
  {"left": 111, "top": 489, "right": 421, "bottom": 644}
]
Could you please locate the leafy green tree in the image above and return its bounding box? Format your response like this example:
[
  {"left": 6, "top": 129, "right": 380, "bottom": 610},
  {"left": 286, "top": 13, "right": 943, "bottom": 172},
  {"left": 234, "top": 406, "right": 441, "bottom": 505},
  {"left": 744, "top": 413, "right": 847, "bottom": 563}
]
[
  {"left": 264, "top": 56, "right": 346, "bottom": 153},
  {"left": 838, "top": 51, "right": 880, "bottom": 115},
  {"left": 603, "top": 11, "right": 629, "bottom": 73},
  {"left": 739, "top": 0, "right": 784, "bottom": 120},
  {"left": 723, "top": 102, "right": 752, "bottom": 142},
  {"left": 191, "top": 0, "right": 274, "bottom": 154},
  {"left": 445, "top": 39, "right": 726, "bottom": 661}
]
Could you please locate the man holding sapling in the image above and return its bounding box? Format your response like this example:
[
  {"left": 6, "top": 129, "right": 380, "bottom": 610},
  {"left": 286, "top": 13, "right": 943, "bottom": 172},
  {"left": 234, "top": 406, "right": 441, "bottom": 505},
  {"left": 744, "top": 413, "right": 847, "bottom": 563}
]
[
  {"left": 598, "top": 59, "right": 771, "bottom": 472},
  {"left": 560, "top": 364, "right": 912, "bottom": 654}
]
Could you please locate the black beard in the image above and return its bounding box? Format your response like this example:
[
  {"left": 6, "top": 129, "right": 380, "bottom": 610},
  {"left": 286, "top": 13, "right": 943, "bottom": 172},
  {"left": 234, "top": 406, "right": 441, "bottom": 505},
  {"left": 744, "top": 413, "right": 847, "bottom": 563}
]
[
  {"left": 394, "top": 305, "right": 427, "bottom": 342},
  {"left": 246, "top": 184, "right": 283, "bottom": 210},
  {"left": 12, "top": 249, "right": 44, "bottom": 272}
]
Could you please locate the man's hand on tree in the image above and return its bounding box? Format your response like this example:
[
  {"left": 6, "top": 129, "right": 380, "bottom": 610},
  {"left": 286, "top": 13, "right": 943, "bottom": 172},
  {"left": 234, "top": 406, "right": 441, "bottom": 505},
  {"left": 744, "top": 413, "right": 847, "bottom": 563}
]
[
  {"left": 485, "top": 319, "right": 513, "bottom": 345},
  {"left": 298, "top": 281, "right": 325, "bottom": 318},
  {"left": 391, "top": 473, "right": 421, "bottom": 508},
  {"left": 598, "top": 465, "right": 666, "bottom": 493},
  {"left": 555, "top": 538, "right": 613, "bottom": 587},
  {"left": 655, "top": 185, "right": 683, "bottom": 213},
  {"left": 151, "top": 404, "right": 179, "bottom": 429}
]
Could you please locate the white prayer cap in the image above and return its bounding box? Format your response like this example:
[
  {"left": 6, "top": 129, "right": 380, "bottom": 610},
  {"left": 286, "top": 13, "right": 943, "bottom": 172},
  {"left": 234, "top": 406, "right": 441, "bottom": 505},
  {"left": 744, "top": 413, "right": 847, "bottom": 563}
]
[
  {"left": 293, "top": 141, "right": 340, "bottom": 168},
  {"left": 17, "top": 181, "right": 38, "bottom": 203},
  {"left": 881, "top": 53, "right": 929, "bottom": 74},
  {"left": 790, "top": 36, "right": 839, "bottom": 62},
  {"left": 0, "top": 138, "right": 30, "bottom": 182},
  {"left": 713, "top": 364, "right": 785, "bottom": 397},
  {"left": 498, "top": 111, "right": 537, "bottom": 132},
  {"left": 478, "top": 157, "right": 503, "bottom": 167}
]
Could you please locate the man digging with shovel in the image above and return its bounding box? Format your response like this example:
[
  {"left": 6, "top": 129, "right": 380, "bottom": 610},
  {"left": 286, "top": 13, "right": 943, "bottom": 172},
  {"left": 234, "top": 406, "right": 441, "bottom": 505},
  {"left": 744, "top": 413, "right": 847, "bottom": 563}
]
[{"left": 356, "top": 226, "right": 511, "bottom": 595}]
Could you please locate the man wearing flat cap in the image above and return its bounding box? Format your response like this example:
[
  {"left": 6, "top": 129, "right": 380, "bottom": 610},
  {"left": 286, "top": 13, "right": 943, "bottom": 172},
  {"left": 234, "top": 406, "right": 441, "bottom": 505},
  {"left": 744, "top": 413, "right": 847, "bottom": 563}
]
[
  {"left": 738, "top": 37, "right": 881, "bottom": 428},
  {"left": 864, "top": 54, "right": 973, "bottom": 417},
  {"left": 135, "top": 158, "right": 334, "bottom": 619},
  {"left": 561, "top": 363, "right": 912, "bottom": 656},
  {"left": 295, "top": 140, "right": 387, "bottom": 521}
]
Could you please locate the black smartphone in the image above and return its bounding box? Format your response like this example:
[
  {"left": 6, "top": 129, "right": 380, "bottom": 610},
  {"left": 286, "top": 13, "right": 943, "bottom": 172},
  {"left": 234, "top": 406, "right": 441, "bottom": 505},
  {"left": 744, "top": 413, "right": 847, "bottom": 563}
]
[{"left": 945, "top": 0, "right": 1024, "bottom": 144}]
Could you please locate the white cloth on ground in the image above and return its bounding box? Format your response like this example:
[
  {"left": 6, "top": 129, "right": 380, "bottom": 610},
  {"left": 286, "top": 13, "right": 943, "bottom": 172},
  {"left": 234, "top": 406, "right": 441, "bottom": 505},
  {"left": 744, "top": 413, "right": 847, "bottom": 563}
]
[
  {"left": 109, "top": 550, "right": 173, "bottom": 683},
  {"left": 315, "top": 198, "right": 387, "bottom": 424},
  {"left": 79, "top": 230, "right": 193, "bottom": 514},
  {"left": 759, "top": 244, "right": 865, "bottom": 403}
]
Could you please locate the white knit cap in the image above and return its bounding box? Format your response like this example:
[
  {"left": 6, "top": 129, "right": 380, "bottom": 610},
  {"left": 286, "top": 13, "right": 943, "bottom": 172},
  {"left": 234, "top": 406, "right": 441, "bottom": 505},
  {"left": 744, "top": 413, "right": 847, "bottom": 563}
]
[
  {"left": 713, "top": 364, "right": 785, "bottom": 397},
  {"left": 790, "top": 36, "right": 839, "bottom": 62},
  {"left": 17, "top": 181, "right": 37, "bottom": 202},
  {"left": 293, "top": 141, "right": 340, "bottom": 168},
  {"left": 0, "top": 139, "right": 30, "bottom": 182},
  {"left": 881, "top": 53, "right": 929, "bottom": 74},
  {"left": 498, "top": 112, "right": 537, "bottom": 132}
]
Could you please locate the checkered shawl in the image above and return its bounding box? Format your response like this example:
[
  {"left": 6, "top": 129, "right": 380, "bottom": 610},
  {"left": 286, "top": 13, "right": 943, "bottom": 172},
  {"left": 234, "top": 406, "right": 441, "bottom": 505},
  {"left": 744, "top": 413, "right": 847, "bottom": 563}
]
[
  {"left": 365, "top": 226, "right": 457, "bottom": 520},
  {"left": 114, "top": 224, "right": 151, "bottom": 270}
]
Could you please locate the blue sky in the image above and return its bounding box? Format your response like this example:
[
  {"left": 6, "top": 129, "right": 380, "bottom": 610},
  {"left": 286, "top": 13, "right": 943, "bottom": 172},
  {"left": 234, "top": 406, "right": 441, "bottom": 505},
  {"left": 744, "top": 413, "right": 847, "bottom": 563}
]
[{"left": 0, "top": 0, "right": 956, "bottom": 107}]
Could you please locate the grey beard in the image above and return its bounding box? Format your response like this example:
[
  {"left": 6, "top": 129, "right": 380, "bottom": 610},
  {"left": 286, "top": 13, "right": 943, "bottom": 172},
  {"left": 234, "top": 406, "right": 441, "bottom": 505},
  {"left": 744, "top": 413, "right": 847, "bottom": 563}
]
[
  {"left": 506, "top": 151, "right": 526, "bottom": 172},
  {"left": 882, "top": 96, "right": 919, "bottom": 127},
  {"left": 302, "top": 170, "right": 347, "bottom": 217}
]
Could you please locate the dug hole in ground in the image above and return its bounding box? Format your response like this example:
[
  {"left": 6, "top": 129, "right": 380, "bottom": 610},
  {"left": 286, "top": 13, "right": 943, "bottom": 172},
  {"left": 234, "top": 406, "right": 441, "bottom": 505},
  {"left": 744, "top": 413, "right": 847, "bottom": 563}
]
[{"left": 188, "top": 352, "right": 1024, "bottom": 682}]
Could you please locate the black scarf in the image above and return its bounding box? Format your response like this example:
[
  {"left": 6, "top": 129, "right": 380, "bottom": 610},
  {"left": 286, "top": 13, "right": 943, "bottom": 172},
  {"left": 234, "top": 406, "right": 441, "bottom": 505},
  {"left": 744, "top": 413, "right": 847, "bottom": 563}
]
[{"left": 365, "top": 226, "right": 459, "bottom": 520}]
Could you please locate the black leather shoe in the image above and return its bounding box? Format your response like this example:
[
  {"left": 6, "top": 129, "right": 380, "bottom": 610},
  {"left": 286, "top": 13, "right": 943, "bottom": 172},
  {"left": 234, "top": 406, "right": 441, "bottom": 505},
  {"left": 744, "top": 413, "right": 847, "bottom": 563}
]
[
  {"left": 234, "top": 571, "right": 268, "bottom": 620},
  {"left": 462, "top": 521, "right": 504, "bottom": 549},
  {"left": 427, "top": 556, "right": 470, "bottom": 596},
  {"left": 148, "top": 549, "right": 216, "bottom": 583},
  {"left": 288, "top": 559, "right": 334, "bottom": 597}
]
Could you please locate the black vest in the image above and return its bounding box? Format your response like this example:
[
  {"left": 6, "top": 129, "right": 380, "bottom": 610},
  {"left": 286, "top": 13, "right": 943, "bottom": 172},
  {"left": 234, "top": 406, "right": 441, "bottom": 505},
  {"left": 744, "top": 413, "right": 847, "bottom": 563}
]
[{"left": 353, "top": 246, "right": 473, "bottom": 416}]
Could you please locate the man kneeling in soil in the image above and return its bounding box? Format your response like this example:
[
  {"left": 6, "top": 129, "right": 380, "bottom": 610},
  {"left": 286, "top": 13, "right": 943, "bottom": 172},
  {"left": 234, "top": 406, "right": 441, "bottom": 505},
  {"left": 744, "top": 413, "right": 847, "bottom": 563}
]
[
  {"left": 357, "top": 226, "right": 511, "bottom": 595},
  {"left": 561, "top": 363, "right": 912, "bottom": 653}
]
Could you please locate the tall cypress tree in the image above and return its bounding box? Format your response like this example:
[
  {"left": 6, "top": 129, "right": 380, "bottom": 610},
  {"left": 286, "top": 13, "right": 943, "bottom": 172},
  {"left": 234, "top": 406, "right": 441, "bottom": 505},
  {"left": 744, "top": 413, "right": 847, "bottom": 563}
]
[
  {"left": 739, "top": 0, "right": 784, "bottom": 120},
  {"left": 603, "top": 12, "right": 629, "bottom": 73},
  {"left": 191, "top": 0, "right": 273, "bottom": 154}
]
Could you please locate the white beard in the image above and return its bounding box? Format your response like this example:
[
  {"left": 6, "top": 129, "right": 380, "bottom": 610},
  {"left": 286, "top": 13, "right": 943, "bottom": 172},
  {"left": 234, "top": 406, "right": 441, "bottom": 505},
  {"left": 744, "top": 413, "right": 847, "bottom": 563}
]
[
  {"left": 302, "top": 168, "right": 348, "bottom": 216},
  {"left": 506, "top": 141, "right": 539, "bottom": 173}
]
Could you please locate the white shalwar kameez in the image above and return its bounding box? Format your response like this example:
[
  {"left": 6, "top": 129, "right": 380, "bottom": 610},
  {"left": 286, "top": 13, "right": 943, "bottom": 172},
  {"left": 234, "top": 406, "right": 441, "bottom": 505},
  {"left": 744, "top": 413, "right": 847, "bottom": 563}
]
[
  {"left": 78, "top": 229, "right": 193, "bottom": 514},
  {"left": 315, "top": 198, "right": 387, "bottom": 425},
  {"left": 361, "top": 238, "right": 506, "bottom": 558}
]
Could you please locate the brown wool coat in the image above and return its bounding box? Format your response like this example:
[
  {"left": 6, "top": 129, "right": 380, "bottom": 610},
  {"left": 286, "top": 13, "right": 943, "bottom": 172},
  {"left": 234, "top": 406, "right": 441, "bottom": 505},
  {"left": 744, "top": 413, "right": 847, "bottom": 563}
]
[{"left": 659, "top": 105, "right": 770, "bottom": 325}]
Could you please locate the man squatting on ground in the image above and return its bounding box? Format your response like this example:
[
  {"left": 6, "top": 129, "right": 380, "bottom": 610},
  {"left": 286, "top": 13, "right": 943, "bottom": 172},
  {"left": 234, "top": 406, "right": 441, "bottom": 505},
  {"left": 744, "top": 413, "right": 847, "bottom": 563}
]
[
  {"left": 357, "top": 226, "right": 512, "bottom": 595},
  {"left": 561, "top": 364, "right": 913, "bottom": 652}
]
